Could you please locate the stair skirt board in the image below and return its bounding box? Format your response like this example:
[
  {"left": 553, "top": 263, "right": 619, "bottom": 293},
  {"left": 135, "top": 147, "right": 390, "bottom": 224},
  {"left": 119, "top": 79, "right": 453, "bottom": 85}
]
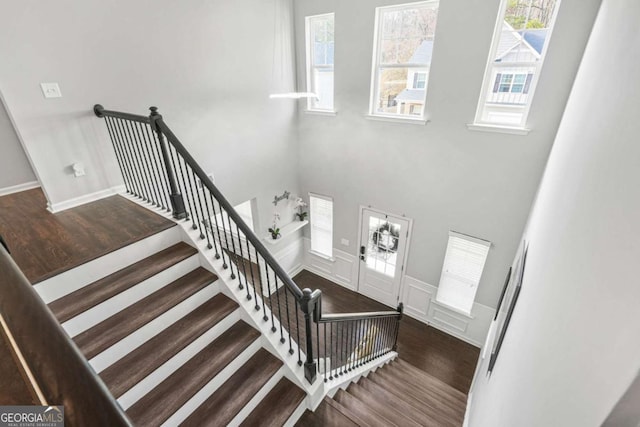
[
  {"left": 162, "top": 360, "right": 284, "bottom": 426},
  {"left": 62, "top": 255, "right": 201, "bottom": 337},
  {"left": 116, "top": 308, "right": 244, "bottom": 410},
  {"left": 34, "top": 226, "right": 181, "bottom": 304},
  {"left": 89, "top": 285, "right": 226, "bottom": 374}
]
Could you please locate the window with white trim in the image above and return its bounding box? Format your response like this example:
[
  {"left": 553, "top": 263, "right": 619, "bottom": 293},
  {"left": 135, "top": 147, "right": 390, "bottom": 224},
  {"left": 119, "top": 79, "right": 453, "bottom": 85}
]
[
  {"left": 309, "top": 193, "right": 333, "bottom": 258},
  {"left": 436, "top": 231, "right": 491, "bottom": 315},
  {"left": 474, "top": 0, "right": 560, "bottom": 127},
  {"left": 369, "top": 1, "right": 440, "bottom": 119},
  {"left": 306, "top": 13, "right": 335, "bottom": 111}
]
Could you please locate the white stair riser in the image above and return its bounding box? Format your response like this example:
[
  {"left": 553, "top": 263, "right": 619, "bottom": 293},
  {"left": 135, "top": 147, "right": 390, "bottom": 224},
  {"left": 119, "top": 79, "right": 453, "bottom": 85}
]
[
  {"left": 160, "top": 339, "right": 263, "bottom": 427},
  {"left": 35, "top": 227, "right": 181, "bottom": 303},
  {"left": 117, "top": 307, "right": 242, "bottom": 410},
  {"left": 89, "top": 283, "right": 220, "bottom": 373},
  {"left": 63, "top": 255, "right": 200, "bottom": 337}
]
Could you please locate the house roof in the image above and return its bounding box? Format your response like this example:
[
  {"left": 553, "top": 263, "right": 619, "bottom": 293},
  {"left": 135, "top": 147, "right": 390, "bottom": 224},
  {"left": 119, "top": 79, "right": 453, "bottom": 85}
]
[
  {"left": 395, "top": 88, "right": 426, "bottom": 103},
  {"left": 520, "top": 29, "right": 547, "bottom": 55},
  {"left": 496, "top": 22, "right": 547, "bottom": 61},
  {"left": 408, "top": 40, "right": 434, "bottom": 64}
]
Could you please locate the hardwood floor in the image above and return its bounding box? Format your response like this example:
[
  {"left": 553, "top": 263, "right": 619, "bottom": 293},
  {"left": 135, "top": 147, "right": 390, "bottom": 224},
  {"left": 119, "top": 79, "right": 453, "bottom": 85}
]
[
  {"left": 292, "top": 270, "right": 479, "bottom": 394},
  {"left": 0, "top": 188, "right": 175, "bottom": 284}
]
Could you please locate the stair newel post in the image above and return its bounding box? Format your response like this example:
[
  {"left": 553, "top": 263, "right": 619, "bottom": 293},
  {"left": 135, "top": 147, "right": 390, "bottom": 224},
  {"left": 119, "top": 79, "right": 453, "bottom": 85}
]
[
  {"left": 149, "top": 106, "right": 187, "bottom": 220},
  {"left": 300, "top": 288, "right": 320, "bottom": 384},
  {"left": 393, "top": 302, "right": 404, "bottom": 352}
]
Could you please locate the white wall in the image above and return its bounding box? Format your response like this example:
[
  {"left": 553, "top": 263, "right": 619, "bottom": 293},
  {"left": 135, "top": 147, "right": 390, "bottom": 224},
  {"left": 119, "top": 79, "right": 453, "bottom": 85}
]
[
  {"left": 0, "top": 0, "right": 299, "bottom": 225},
  {"left": 292, "top": 0, "right": 601, "bottom": 309},
  {"left": 0, "top": 94, "right": 37, "bottom": 191},
  {"left": 467, "top": 1, "right": 640, "bottom": 425}
]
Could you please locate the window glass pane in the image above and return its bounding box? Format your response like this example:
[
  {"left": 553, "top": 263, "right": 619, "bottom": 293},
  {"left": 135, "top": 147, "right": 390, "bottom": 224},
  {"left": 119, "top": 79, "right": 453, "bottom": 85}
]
[
  {"left": 306, "top": 14, "right": 335, "bottom": 111},
  {"left": 310, "top": 194, "right": 333, "bottom": 258},
  {"left": 366, "top": 219, "right": 401, "bottom": 277},
  {"left": 476, "top": 0, "right": 559, "bottom": 126},
  {"left": 371, "top": 2, "right": 440, "bottom": 119}
]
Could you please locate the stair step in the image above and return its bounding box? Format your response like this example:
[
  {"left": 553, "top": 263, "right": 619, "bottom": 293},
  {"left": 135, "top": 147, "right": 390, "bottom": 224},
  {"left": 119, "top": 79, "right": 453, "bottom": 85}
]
[
  {"left": 359, "top": 376, "right": 460, "bottom": 427},
  {"left": 126, "top": 321, "right": 260, "bottom": 426},
  {"left": 345, "top": 383, "right": 423, "bottom": 427},
  {"left": 369, "top": 369, "right": 465, "bottom": 424},
  {"left": 48, "top": 242, "right": 197, "bottom": 323},
  {"left": 180, "top": 348, "right": 282, "bottom": 426},
  {"left": 240, "top": 377, "right": 306, "bottom": 427},
  {"left": 323, "top": 396, "right": 372, "bottom": 426},
  {"left": 333, "top": 389, "right": 395, "bottom": 427},
  {"left": 73, "top": 267, "right": 216, "bottom": 359},
  {"left": 100, "top": 293, "right": 237, "bottom": 398},
  {"left": 295, "top": 397, "right": 359, "bottom": 427},
  {"left": 393, "top": 359, "right": 467, "bottom": 404}
]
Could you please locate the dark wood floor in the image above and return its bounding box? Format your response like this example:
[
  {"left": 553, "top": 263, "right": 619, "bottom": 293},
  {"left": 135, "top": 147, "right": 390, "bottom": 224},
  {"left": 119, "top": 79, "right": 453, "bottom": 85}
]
[
  {"left": 292, "top": 270, "right": 479, "bottom": 394},
  {"left": 0, "top": 188, "right": 175, "bottom": 284}
]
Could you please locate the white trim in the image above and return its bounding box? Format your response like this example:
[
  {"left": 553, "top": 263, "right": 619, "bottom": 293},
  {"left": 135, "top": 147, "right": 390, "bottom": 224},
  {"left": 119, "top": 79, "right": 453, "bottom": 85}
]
[
  {"left": 308, "top": 250, "right": 335, "bottom": 262},
  {"left": 0, "top": 181, "right": 40, "bottom": 197},
  {"left": 432, "top": 299, "right": 475, "bottom": 319},
  {"left": 264, "top": 220, "right": 308, "bottom": 245},
  {"left": 46, "top": 185, "right": 126, "bottom": 213},
  {"left": 304, "top": 109, "right": 337, "bottom": 117},
  {"left": 365, "top": 114, "right": 428, "bottom": 125},
  {"left": 466, "top": 123, "right": 530, "bottom": 135}
]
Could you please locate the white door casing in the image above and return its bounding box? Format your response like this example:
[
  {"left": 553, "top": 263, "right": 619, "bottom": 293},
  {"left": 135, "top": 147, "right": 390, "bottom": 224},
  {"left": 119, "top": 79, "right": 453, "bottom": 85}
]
[{"left": 357, "top": 207, "right": 411, "bottom": 307}]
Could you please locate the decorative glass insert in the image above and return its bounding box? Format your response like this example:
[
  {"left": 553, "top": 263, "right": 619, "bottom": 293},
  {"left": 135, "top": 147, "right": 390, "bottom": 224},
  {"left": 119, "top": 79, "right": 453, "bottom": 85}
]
[{"left": 365, "top": 217, "right": 402, "bottom": 277}]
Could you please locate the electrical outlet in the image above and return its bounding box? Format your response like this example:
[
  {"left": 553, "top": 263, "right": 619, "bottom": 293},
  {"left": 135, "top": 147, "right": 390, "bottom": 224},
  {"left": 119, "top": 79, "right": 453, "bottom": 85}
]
[{"left": 40, "top": 83, "right": 62, "bottom": 98}]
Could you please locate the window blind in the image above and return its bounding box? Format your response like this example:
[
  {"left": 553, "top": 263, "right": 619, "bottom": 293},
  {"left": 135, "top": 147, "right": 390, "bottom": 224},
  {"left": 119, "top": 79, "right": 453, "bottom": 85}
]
[
  {"left": 436, "top": 231, "right": 491, "bottom": 315},
  {"left": 309, "top": 193, "right": 333, "bottom": 258}
]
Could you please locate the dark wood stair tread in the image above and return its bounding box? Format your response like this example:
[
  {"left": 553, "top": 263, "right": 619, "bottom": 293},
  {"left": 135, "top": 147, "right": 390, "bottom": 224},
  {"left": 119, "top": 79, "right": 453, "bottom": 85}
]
[
  {"left": 127, "top": 321, "right": 260, "bottom": 426},
  {"left": 49, "top": 242, "right": 197, "bottom": 323},
  {"left": 240, "top": 377, "right": 306, "bottom": 427},
  {"left": 74, "top": 267, "right": 216, "bottom": 359},
  {"left": 323, "top": 396, "right": 372, "bottom": 426},
  {"left": 180, "top": 348, "right": 282, "bottom": 426},
  {"left": 100, "top": 293, "right": 238, "bottom": 397},
  {"left": 370, "top": 369, "right": 466, "bottom": 423},
  {"left": 333, "top": 389, "right": 396, "bottom": 427},
  {"left": 345, "top": 383, "right": 423, "bottom": 427},
  {"left": 295, "top": 397, "right": 359, "bottom": 427},
  {"left": 359, "top": 376, "right": 461, "bottom": 427},
  {"left": 393, "top": 359, "right": 467, "bottom": 403}
]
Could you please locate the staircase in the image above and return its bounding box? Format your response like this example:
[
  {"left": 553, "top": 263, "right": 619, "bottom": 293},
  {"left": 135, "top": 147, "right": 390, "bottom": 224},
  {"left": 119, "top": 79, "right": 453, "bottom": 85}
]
[
  {"left": 35, "top": 225, "right": 306, "bottom": 425},
  {"left": 298, "top": 359, "right": 467, "bottom": 427}
]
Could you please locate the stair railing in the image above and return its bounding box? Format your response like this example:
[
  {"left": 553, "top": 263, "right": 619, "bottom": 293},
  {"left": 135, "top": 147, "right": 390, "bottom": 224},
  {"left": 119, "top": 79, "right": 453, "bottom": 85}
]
[
  {"left": 0, "top": 239, "right": 132, "bottom": 426},
  {"left": 94, "top": 104, "right": 402, "bottom": 384}
]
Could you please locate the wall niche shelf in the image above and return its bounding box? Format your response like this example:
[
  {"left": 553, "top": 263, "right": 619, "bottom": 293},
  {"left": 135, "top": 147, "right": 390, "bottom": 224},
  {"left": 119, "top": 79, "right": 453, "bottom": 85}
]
[{"left": 264, "top": 220, "right": 308, "bottom": 245}]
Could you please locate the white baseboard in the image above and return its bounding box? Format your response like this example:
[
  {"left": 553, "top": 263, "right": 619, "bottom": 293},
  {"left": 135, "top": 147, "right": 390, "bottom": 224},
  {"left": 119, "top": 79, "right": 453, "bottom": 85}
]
[
  {"left": 46, "top": 185, "right": 126, "bottom": 213},
  {"left": 0, "top": 181, "right": 40, "bottom": 197}
]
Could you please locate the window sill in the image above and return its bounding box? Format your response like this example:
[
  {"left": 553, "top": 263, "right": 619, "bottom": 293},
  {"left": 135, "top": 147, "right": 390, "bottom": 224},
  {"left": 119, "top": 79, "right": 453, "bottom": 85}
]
[
  {"left": 365, "top": 114, "right": 428, "bottom": 126},
  {"left": 304, "top": 109, "right": 337, "bottom": 117},
  {"left": 264, "top": 220, "right": 308, "bottom": 245},
  {"left": 432, "top": 299, "right": 475, "bottom": 319},
  {"left": 466, "top": 123, "right": 530, "bottom": 135},
  {"left": 308, "top": 249, "right": 335, "bottom": 262}
]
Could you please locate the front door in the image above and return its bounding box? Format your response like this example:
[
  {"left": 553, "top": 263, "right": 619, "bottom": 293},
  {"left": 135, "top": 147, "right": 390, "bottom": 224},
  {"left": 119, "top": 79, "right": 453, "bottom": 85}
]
[{"left": 357, "top": 208, "right": 410, "bottom": 307}]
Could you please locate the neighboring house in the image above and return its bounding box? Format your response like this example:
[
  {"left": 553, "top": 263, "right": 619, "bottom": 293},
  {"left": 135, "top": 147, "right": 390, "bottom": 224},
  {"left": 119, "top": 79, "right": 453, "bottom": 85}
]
[{"left": 393, "top": 39, "right": 433, "bottom": 116}]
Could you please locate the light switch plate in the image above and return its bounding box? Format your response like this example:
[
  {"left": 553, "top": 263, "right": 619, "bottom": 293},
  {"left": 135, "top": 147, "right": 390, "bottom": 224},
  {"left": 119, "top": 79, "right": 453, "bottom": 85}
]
[
  {"left": 41, "top": 83, "right": 62, "bottom": 98},
  {"left": 341, "top": 238, "right": 349, "bottom": 246}
]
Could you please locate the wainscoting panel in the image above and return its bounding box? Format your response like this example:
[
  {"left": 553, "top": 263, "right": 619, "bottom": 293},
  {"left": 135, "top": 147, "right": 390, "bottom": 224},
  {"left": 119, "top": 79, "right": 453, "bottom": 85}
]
[
  {"left": 400, "top": 275, "right": 494, "bottom": 348},
  {"left": 302, "top": 238, "right": 358, "bottom": 291}
]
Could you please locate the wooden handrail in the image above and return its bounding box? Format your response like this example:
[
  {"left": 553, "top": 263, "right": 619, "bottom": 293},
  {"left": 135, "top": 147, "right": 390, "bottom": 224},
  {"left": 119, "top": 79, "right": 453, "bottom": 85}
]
[{"left": 0, "top": 246, "right": 132, "bottom": 426}]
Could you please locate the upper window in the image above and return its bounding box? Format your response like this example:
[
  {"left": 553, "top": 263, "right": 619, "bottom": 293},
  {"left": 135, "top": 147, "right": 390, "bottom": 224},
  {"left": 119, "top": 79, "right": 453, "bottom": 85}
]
[
  {"left": 474, "top": 0, "right": 560, "bottom": 127},
  {"left": 436, "top": 231, "right": 491, "bottom": 315},
  {"left": 309, "top": 193, "right": 333, "bottom": 258},
  {"left": 369, "top": 1, "right": 440, "bottom": 120},
  {"left": 305, "top": 13, "right": 335, "bottom": 112}
]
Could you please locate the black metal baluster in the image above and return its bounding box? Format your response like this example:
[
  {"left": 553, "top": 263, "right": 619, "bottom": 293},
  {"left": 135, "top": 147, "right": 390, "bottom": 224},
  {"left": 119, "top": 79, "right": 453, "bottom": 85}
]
[
  {"left": 295, "top": 299, "right": 302, "bottom": 365},
  {"left": 323, "top": 323, "right": 328, "bottom": 382},
  {"left": 232, "top": 222, "right": 251, "bottom": 299},
  {"left": 134, "top": 122, "right": 162, "bottom": 208},
  {"left": 315, "top": 320, "right": 320, "bottom": 370},
  {"left": 274, "top": 275, "right": 285, "bottom": 343},
  {"left": 207, "top": 194, "right": 228, "bottom": 268},
  {"left": 140, "top": 123, "right": 168, "bottom": 210},
  {"left": 329, "top": 323, "right": 334, "bottom": 381},
  {"left": 103, "top": 117, "right": 133, "bottom": 194},
  {"left": 144, "top": 124, "right": 172, "bottom": 211},
  {"left": 283, "top": 287, "right": 294, "bottom": 355},
  {"left": 243, "top": 235, "right": 260, "bottom": 310},
  {"left": 114, "top": 118, "right": 144, "bottom": 199},
  {"left": 190, "top": 171, "right": 212, "bottom": 250},
  {"left": 200, "top": 190, "right": 219, "bottom": 257},
  {"left": 393, "top": 313, "right": 402, "bottom": 352},
  {"left": 338, "top": 322, "right": 344, "bottom": 375},
  {"left": 347, "top": 320, "right": 353, "bottom": 372},
  {"left": 222, "top": 209, "right": 240, "bottom": 283},
  {"left": 123, "top": 120, "right": 152, "bottom": 203},
  {"left": 132, "top": 122, "right": 160, "bottom": 207},
  {"left": 264, "top": 263, "right": 276, "bottom": 332},
  {"left": 182, "top": 166, "right": 205, "bottom": 239},
  {"left": 253, "top": 247, "right": 268, "bottom": 322},
  {"left": 166, "top": 143, "right": 192, "bottom": 222}
]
